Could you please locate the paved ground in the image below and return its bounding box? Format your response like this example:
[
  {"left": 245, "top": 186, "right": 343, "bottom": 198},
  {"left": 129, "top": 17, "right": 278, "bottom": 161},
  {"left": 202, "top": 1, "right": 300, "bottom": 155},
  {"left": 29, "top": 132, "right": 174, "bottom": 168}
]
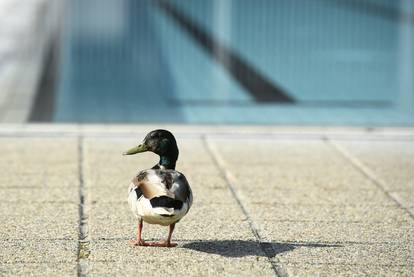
[{"left": 0, "top": 125, "right": 413, "bottom": 276}]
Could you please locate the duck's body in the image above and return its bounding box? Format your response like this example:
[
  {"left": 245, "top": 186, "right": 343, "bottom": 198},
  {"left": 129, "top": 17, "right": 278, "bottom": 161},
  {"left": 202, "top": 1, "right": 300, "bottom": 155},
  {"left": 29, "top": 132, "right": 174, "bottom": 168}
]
[
  {"left": 124, "top": 129, "right": 192, "bottom": 247},
  {"left": 127, "top": 169, "right": 192, "bottom": 226}
]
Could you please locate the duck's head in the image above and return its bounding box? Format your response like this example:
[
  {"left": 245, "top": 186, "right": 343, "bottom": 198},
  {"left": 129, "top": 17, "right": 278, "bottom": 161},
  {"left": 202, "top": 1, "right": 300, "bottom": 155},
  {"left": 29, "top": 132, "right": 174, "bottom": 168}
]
[{"left": 123, "top": 129, "right": 179, "bottom": 169}]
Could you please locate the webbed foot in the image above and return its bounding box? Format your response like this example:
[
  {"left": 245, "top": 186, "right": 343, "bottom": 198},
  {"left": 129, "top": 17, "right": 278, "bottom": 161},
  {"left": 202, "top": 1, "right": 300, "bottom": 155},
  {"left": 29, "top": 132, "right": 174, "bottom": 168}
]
[
  {"left": 144, "top": 241, "right": 177, "bottom": 247},
  {"left": 128, "top": 239, "right": 147, "bottom": 246}
]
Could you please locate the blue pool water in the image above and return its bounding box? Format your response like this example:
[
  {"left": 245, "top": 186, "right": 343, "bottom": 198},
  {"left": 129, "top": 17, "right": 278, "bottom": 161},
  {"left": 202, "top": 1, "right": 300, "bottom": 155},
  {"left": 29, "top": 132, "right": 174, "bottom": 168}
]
[{"left": 52, "top": 0, "right": 414, "bottom": 125}]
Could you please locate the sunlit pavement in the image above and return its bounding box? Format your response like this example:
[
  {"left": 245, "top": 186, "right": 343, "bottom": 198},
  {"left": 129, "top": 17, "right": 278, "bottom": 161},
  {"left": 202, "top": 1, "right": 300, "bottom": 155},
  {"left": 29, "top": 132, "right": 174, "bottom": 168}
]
[{"left": 0, "top": 124, "right": 413, "bottom": 276}]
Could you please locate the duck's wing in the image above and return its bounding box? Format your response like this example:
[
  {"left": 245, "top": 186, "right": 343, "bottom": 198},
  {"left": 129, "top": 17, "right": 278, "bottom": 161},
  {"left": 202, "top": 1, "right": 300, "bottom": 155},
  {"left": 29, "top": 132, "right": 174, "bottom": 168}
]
[
  {"left": 168, "top": 171, "right": 192, "bottom": 204},
  {"left": 132, "top": 169, "right": 175, "bottom": 199}
]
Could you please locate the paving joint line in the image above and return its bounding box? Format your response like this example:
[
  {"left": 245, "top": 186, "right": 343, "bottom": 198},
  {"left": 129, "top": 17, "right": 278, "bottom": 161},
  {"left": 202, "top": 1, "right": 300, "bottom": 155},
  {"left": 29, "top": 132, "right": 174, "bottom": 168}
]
[
  {"left": 77, "top": 136, "right": 90, "bottom": 277},
  {"left": 202, "top": 135, "right": 287, "bottom": 277},
  {"left": 325, "top": 138, "right": 414, "bottom": 220}
]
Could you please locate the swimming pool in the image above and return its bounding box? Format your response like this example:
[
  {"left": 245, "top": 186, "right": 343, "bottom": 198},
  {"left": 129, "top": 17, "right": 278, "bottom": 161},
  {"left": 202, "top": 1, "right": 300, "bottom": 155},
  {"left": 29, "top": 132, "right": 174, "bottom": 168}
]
[{"left": 34, "top": 0, "right": 414, "bottom": 125}]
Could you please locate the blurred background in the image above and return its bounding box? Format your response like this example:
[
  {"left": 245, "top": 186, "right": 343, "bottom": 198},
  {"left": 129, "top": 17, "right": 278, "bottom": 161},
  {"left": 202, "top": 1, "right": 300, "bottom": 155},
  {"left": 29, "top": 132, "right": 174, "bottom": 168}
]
[{"left": 0, "top": 0, "right": 413, "bottom": 125}]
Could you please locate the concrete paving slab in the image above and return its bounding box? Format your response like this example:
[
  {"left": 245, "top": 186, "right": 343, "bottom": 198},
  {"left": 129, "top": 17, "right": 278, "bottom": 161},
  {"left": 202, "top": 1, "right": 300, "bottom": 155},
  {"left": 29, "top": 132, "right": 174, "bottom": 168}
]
[
  {"left": 175, "top": 163, "right": 223, "bottom": 181},
  {"left": 0, "top": 173, "right": 78, "bottom": 189},
  {"left": 337, "top": 141, "right": 414, "bottom": 192},
  {"left": 0, "top": 137, "right": 78, "bottom": 188},
  {"left": 177, "top": 139, "right": 215, "bottom": 165},
  {"left": 89, "top": 187, "right": 128, "bottom": 204},
  {"left": 190, "top": 186, "right": 237, "bottom": 205},
  {"left": 0, "top": 135, "right": 79, "bottom": 275},
  {"left": 210, "top": 139, "right": 341, "bottom": 165},
  {"left": 0, "top": 240, "right": 77, "bottom": 263},
  {"left": 284, "top": 264, "right": 414, "bottom": 276},
  {"left": 0, "top": 203, "right": 78, "bottom": 240},
  {"left": 250, "top": 204, "right": 410, "bottom": 223},
  {"left": 0, "top": 262, "right": 77, "bottom": 276},
  {"left": 234, "top": 186, "right": 395, "bottom": 206},
  {"left": 0, "top": 187, "right": 78, "bottom": 202},
  {"left": 86, "top": 261, "right": 274, "bottom": 277},
  {"left": 229, "top": 182, "right": 394, "bottom": 206},
  {"left": 259, "top": 221, "right": 414, "bottom": 243},
  {"left": 0, "top": 141, "right": 78, "bottom": 250},
  {"left": 0, "top": 201, "right": 78, "bottom": 217},
  {"left": 85, "top": 172, "right": 132, "bottom": 189},
  {"left": 226, "top": 163, "right": 377, "bottom": 191},
  {"left": 275, "top": 242, "right": 414, "bottom": 266},
  {"left": 390, "top": 191, "right": 414, "bottom": 209}
]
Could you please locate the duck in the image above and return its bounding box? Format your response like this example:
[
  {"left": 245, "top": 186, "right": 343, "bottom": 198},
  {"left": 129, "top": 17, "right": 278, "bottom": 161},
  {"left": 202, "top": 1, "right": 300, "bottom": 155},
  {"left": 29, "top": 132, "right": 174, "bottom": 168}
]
[{"left": 123, "top": 129, "right": 192, "bottom": 247}]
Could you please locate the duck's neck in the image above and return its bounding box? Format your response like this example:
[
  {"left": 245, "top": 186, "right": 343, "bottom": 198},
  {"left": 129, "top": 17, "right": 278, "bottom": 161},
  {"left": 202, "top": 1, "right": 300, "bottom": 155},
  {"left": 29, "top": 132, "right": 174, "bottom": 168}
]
[
  {"left": 158, "top": 155, "right": 176, "bottom": 170},
  {"left": 154, "top": 146, "right": 178, "bottom": 170}
]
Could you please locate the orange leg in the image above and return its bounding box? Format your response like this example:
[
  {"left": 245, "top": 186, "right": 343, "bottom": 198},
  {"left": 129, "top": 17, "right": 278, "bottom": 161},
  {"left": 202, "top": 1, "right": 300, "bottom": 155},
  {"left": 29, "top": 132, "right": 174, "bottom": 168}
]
[
  {"left": 129, "top": 220, "right": 150, "bottom": 246},
  {"left": 144, "top": 223, "right": 178, "bottom": 247}
]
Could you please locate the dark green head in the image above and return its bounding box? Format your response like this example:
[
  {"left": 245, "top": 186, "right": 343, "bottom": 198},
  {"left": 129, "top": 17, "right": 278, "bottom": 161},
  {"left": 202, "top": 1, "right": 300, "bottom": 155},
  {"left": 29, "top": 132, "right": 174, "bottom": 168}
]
[{"left": 123, "top": 129, "right": 179, "bottom": 169}]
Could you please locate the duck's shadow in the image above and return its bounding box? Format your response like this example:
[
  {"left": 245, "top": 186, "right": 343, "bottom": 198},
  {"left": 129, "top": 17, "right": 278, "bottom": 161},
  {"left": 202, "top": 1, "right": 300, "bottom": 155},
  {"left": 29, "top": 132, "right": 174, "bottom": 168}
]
[{"left": 182, "top": 240, "right": 341, "bottom": 258}]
